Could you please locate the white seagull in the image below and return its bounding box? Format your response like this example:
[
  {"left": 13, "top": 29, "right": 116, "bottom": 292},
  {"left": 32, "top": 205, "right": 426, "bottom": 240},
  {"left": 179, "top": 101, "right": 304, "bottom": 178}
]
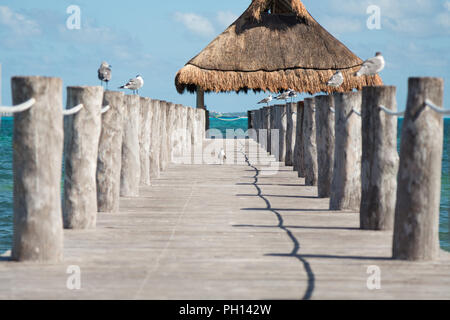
[
  {"left": 327, "top": 71, "right": 344, "bottom": 87},
  {"left": 355, "top": 52, "right": 385, "bottom": 77},
  {"left": 218, "top": 148, "right": 227, "bottom": 165},
  {"left": 98, "top": 62, "right": 112, "bottom": 89},
  {"left": 258, "top": 94, "right": 273, "bottom": 106},
  {"left": 119, "top": 75, "right": 144, "bottom": 95},
  {"left": 288, "top": 89, "right": 297, "bottom": 102},
  {"left": 275, "top": 89, "right": 292, "bottom": 102}
]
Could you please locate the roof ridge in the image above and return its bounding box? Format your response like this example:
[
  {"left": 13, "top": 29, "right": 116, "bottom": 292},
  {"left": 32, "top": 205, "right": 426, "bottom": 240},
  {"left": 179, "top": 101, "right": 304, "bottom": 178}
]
[{"left": 246, "top": 0, "right": 311, "bottom": 21}]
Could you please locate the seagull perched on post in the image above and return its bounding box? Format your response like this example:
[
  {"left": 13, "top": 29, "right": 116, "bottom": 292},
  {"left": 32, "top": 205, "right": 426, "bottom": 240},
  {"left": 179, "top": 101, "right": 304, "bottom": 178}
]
[
  {"left": 218, "top": 148, "right": 227, "bottom": 165},
  {"left": 354, "top": 52, "right": 385, "bottom": 77},
  {"left": 98, "top": 62, "right": 112, "bottom": 89},
  {"left": 275, "top": 89, "right": 293, "bottom": 102},
  {"left": 288, "top": 89, "right": 297, "bottom": 102},
  {"left": 119, "top": 75, "right": 144, "bottom": 95},
  {"left": 327, "top": 71, "right": 344, "bottom": 87},
  {"left": 258, "top": 94, "right": 273, "bottom": 106}
]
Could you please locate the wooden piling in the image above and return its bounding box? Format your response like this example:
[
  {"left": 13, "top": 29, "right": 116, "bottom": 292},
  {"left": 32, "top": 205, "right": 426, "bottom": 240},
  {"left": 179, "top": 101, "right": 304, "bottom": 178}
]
[
  {"left": 303, "top": 98, "right": 318, "bottom": 186},
  {"left": 186, "top": 107, "right": 195, "bottom": 163},
  {"left": 360, "top": 86, "right": 399, "bottom": 230},
  {"left": 63, "top": 86, "right": 103, "bottom": 229},
  {"left": 330, "top": 92, "right": 362, "bottom": 211},
  {"left": 159, "top": 101, "right": 170, "bottom": 171},
  {"left": 11, "top": 76, "right": 64, "bottom": 262},
  {"left": 180, "top": 107, "right": 188, "bottom": 158},
  {"left": 120, "top": 95, "right": 140, "bottom": 197},
  {"left": 294, "top": 101, "right": 305, "bottom": 177},
  {"left": 139, "top": 97, "right": 152, "bottom": 186},
  {"left": 269, "top": 106, "right": 277, "bottom": 157},
  {"left": 261, "top": 107, "right": 269, "bottom": 152},
  {"left": 393, "top": 77, "right": 444, "bottom": 261},
  {"left": 276, "top": 105, "right": 287, "bottom": 162},
  {"left": 167, "top": 103, "right": 177, "bottom": 162},
  {"left": 97, "top": 91, "right": 125, "bottom": 213},
  {"left": 314, "top": 95, "right": 335, "bottom": 198},
  {"left": 285, "top": 103, "right": 297, "bottom": 167},
  {"left": 150, "top": 99, "right": 161, "bottom": 179}
]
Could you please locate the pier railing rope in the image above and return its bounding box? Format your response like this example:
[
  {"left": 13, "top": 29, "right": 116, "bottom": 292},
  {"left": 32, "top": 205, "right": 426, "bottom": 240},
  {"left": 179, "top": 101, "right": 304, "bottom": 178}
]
[
  {"left": 424, "top": 99, "right": 450, "bottom": 115},
  {"left": 63, "top": 104, "right": 84, "bottom": 116},
  {"left": 378, "top": 99, "right": 449, "bottom": 117},
  {"left": 101, "top": 105, "right": 111, "bottom": 114},
  {"left": 378, "top": 105, "right": 405, "bottom": 116},
  {"left": 0, "top": 98, "right": 36, "bottom": 113},
  {"left": 213, "top": 116, "right": 247, "bottom": 122}
]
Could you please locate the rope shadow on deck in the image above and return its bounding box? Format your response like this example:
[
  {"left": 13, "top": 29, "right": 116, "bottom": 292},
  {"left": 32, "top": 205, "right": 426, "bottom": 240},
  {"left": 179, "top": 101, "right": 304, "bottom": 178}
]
[{"left": 239, "top": 147, "right": 315, "bottom": 300}]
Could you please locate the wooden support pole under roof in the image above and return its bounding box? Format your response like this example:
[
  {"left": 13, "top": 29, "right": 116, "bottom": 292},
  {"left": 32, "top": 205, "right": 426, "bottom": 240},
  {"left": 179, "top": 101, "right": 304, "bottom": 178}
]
[{"left": 196, "top": 87, "right": 205, "bottom": 109}]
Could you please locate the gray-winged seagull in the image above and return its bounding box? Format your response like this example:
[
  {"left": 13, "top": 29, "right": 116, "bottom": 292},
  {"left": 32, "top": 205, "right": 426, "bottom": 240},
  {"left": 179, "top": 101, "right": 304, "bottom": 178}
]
[
  {"left": 355, "top": 52, "right": 385, "bottom": 77},
  {"left": 258, "top": 94, "right": 273, "bottom": 106},
  {"left": 98, "top": 62, "right": 112, "bottom": 89},
  {"left": 327, "top": 71, "right": 344, "bottom": 87},
  {"left": 119, "top": 75, "right": 144, "bottom": 95}
]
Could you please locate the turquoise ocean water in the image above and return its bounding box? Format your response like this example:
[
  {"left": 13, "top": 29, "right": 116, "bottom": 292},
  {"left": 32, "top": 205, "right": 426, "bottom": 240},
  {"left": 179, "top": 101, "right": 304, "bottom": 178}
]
[{"left": 0, "top": 117, "right": 449, "bottom": 253}]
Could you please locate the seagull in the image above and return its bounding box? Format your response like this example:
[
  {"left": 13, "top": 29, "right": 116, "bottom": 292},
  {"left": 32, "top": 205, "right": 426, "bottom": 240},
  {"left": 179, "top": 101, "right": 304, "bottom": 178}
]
[
  {"left": 354, "top": 52, "right": 385, "bottom": 77},
  {"left": 288, "top": 89, "right": 297, "bottom": 102},
  {"left": 275, "top": 90, "right": 292, "bottom": 102},
  {"left": 218, "top": 148, "right": 227, "bottom": 165},
  {"left": 258, "top": 94, "right": 273, "bottom": 106},
  {"left": 98, "top": 62, "right": 112, "bottom": 89},
  {"left": 119, "top": 75, "right": 144, "bottom": 95},
  {"left": 327, "top": 71, "right": 344, "bottom": 87}
]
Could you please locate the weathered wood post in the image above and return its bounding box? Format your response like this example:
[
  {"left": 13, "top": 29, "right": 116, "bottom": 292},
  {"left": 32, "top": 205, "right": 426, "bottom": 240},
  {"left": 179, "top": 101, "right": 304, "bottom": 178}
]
[
  {"left": 314, "top": 95, "right": 335, "bottom": 198},
  {"left": 164, "top": 102, "right": 174, "bottom": 165},
  {"left": 276, "top": 105, "right": 287, "bottom": 162},
  {"left": 393, "top": 77, "right": 444, "bottom": 261},
  {"left": 172, "top": 104, "right": 183, "bottom": 163},
  {"left": 139, "top": 97, "right": 152, "bottom": 186},
  {"left": 192, "top": 107, "right": 203, "bottom": 164},
  {"left": 186, "top": 107, "right": 194, "bottom": 163},
  {"left": 167, "top": 103, "right": 177, "bottom": 162},
  {"left": 11, "top": 76, "right": 64, "bottom": 262},
  {"left": 120, "top": 95, "right": 140, "bottom": 197},
  {"left": 262, "top": 107, "right": 270, "bottom": 152},
  {"left": 269, "top": 106, "right": 277, "bottom": 158},
  {"left": 180, "top": 106, "right": 188, "bottom": 158},
  {"left": 361, "top": 86, "right": 399, "bottom": 230},
  {"left": 330, "top": 92, "right": 362, "bottom": 211},
  {"left": 253, "top": 110, "right": 260, "bottom": 143},
  {"left": 97, "top": 91, "right": 125, "bottom": 213},
  {"left": 285, "top": 103, "right": 297, "bottom": 166},
  {"left": 294, "top": 101, "right": 305, "bottom": 176},
  {"left": 149, "top": 99, "right": 161, "bottom": 179},
  {"left": 303, "top": 98, "right": 318, "bottom": 186},
  {"left": 63, "top": 86, "right": 103, "bottom": 229},
  {"left": 159, "top": 101, "right": 170, "bottom": 171}
]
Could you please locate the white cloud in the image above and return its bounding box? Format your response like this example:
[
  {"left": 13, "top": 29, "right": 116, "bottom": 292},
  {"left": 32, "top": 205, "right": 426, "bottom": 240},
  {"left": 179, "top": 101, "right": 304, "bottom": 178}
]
[
  {"left": 314, "top": 0, "right": 448, "bottom": 36},
  {"left": 445, "top": 1, "right": 450, "bottom": 11},
  {"left": 320, "top": 16, "right": 362, "bottom": 34},
  {"left": 0, "top": 6, "right": 41, "bottom": 36},
  {"left": 174, "top": 12, "right": 215, "bottom": 37},
  {"left": 216, "top": 11, "right": 238, "bottom": 28}
]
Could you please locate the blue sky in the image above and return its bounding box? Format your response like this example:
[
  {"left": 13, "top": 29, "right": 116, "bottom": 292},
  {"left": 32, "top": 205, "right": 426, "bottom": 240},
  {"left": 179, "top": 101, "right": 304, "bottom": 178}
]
[{"left": 0, "top": 0, "right": 449, "bottom": 113}]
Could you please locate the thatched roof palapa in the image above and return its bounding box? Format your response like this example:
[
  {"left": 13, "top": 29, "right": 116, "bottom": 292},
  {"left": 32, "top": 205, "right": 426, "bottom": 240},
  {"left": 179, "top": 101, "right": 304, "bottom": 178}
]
[{"left": 175, "top": 0, "right": 382, "bottom": 95}]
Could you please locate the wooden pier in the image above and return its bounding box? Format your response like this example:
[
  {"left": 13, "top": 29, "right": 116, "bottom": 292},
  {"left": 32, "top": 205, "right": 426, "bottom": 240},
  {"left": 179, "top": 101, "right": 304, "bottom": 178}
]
[{"left": 1, "top": 139, "right": 449, "bottom": 300}]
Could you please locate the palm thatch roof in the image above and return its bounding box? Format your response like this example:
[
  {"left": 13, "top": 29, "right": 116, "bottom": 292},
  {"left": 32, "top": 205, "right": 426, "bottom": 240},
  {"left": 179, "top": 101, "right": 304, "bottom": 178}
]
[{"left": 175, "top": 0, "right": 382, "bottom": 95}]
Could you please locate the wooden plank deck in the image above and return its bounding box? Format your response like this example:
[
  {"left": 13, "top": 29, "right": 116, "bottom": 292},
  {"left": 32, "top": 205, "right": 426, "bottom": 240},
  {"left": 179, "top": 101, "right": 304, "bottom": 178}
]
[{"left": 0, "top": 139, "right": 449, "bottom": 300}]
